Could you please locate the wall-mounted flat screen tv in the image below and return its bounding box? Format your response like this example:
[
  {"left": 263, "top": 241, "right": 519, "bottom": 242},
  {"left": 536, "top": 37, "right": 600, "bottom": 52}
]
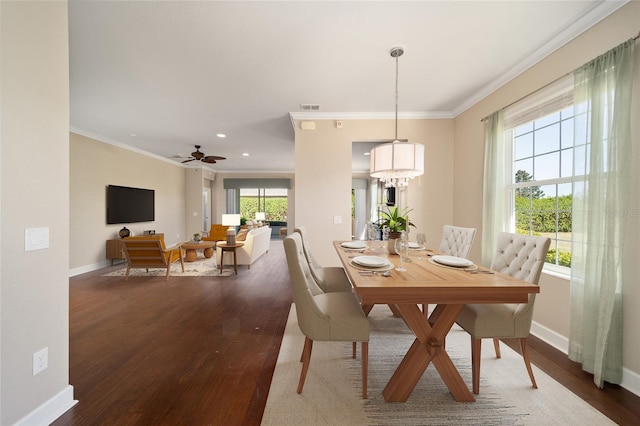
[{"left": 106, "top": 185, "right": 155, "bottom": 224}]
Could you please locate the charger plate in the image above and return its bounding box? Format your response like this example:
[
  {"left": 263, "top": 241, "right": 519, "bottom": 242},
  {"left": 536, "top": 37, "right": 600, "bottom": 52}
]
[
  {"left": 428, "top": 258, "right": 478, "bottom": 271},
  {"left": 349, "top": 261, "right": 395, "bottom": 272}
]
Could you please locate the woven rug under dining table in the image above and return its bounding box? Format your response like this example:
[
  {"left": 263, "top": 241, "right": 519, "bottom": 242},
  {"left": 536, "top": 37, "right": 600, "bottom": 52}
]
[{"left": 261, "top": 304, "right": 614, "bottom": 425}]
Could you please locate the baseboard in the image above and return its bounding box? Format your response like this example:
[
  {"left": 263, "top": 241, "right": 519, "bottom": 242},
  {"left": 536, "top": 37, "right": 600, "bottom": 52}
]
[
  {"left": 69, "top": 260, "right": 112, "bottom": 277},
  {"left": 531, "top": 320, "right": 640, "bottom": 397},
  {"left": 14, "top": 385, "right": 77, "bottom": 426},
  {"left": 621, "top": 367, "right": 640, "bottom": 397}
]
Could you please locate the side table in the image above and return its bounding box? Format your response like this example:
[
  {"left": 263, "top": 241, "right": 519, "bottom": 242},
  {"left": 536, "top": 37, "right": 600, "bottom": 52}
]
[{"left": 217, "top": 242, "right": 244, "bottom": 275}]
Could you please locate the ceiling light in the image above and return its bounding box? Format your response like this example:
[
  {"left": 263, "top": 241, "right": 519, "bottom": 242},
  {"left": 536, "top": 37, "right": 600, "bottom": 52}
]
[
  {"left": 216, "top": 133, "right": 226, "bottom": 138},
  {"left": 242, "top": 153, "right": 250, "bottom": 157},
  {"left": 369, "top": 47, "right": 424, "bottom": 188}
]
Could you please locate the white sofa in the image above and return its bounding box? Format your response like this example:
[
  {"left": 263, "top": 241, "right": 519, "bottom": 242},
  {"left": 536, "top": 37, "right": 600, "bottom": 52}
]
[{"left": 216, "top": 226, "right": 271, "bottom": 269}]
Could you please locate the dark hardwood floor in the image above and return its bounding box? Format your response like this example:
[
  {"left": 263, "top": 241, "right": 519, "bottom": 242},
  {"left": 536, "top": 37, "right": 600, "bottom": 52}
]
[{"left": 55, "top": 239, "right": 640, "bottom": 425}]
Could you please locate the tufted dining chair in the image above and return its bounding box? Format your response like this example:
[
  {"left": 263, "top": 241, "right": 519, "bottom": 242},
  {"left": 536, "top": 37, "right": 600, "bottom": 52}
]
[
  {"left": 456, "top": 232, "right": 551, "bottom": 394},
  {"left": 295, "top": 226, "right": 353, "bottom": 293},
  {"left": 438, "top": 225, "right": 477, "bottom": 259},
  {"left": 284, "top": 233, "right": 370, "bottom": 398}
]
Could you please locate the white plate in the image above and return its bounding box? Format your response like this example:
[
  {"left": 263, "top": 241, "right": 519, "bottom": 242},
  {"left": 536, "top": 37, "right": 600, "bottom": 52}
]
[
  {"left": 341, "top": 241, "right": 368, "bottom": 249},
  {"left": 432, "top": 255, "right": 473, "bottom": 267},
  {"left": 352, "top": 256, "right": 390, "bottom": 268},
  {"left": 408, "top": 242, "right": 422, "bottom": 249}
]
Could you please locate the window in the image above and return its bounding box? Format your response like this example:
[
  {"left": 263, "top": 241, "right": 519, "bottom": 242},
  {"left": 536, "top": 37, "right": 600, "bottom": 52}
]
[
  {"left": 503, "top": 76, "right": 575, "bottom": 273},
  {"left": 239, "top": 188, "right": 288, "bottom": 222}
]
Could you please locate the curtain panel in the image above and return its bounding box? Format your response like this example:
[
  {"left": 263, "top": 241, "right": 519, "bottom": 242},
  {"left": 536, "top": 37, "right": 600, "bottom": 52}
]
[
  {"left": 569, "top": 39, "right": 636, "bottom": 387},
  {"left": 481, "top": 111, "right": 506, "bottom": 267}
]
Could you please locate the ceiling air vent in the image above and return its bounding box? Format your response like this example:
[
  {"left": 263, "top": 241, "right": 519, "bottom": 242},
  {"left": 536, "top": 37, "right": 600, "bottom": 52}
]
[{"left": 300, "top": 104, "right": 320, "bottom": 111}]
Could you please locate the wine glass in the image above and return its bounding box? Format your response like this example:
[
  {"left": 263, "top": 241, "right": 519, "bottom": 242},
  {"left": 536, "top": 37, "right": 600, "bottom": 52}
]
[
  {"left": 416, "top": 233, "right": 427, "bottom": 260},
  {"left": 394, "top": 239, "right": 407, "bottom": 271}
]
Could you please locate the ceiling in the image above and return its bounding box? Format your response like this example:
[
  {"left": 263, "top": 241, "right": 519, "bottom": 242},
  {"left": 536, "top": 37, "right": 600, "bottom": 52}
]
[{"left": 69, "top": 1, "right": 622, "bottom": 173}]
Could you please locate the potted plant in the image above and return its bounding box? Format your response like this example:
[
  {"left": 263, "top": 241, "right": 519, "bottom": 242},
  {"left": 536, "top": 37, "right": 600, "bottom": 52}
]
[
  {"left": 193, "top": 233, "right": 202, "bottom": 242},
  {"left": 376, "top": 206, "right": 415, "bottom": 253}
]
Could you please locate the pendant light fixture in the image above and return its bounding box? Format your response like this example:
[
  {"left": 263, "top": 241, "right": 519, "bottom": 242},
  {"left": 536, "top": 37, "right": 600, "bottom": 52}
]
[{"left": 369, "top": 47, "right": 424, "bottom": 188}]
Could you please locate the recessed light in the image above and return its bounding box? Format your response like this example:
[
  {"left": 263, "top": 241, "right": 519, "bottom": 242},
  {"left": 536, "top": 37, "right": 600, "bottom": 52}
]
[
  {"left": 128, "top": 133, "right": 137, "bottom": 137},
  {"left": 216, "top": 133, "right": 226, "bottom": 138},
  {"left": 242, "top": 153, "right": 250, "bottom": 157},
  {"left": 364, "top": 152, "right": 370, "bottom": 156}
]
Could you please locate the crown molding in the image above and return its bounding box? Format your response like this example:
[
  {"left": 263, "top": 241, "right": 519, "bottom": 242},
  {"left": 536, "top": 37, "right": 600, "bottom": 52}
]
[
  {"left": 452, "top": 0, "right": 630, "bottom": 116},
  {"left": 69, "top": 126, "right": 218, "bottom": 170},
  {"left": 289, "top": 110, "right": 453, "bottom": 126}
]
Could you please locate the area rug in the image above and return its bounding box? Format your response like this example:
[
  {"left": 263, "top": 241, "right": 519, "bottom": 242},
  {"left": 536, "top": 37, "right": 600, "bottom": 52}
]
[
  {"left": 102, "top": 257, "right": 233, "bottom": 278},
  {"left": 261, "top": 304, "right": 614, "bottom": 425}
]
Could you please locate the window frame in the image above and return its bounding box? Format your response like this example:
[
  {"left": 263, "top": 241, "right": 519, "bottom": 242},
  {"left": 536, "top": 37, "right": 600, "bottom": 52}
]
[{"left": 502, "top": 76, "right": 575, "bottom": 276}]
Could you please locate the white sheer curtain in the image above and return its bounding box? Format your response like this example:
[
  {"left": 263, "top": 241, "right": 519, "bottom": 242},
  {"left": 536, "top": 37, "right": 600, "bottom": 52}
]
[
  {"left": 481, "top": 110, "right": 505, "bottom": 267},
  {"left": 569, "top": 39, "right": 636, "bottom": 387}
]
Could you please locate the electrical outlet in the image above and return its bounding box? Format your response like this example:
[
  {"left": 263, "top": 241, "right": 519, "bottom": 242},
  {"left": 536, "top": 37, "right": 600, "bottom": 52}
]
[{"left": 33, "top": 347, "right": 48, "bottom": 376}]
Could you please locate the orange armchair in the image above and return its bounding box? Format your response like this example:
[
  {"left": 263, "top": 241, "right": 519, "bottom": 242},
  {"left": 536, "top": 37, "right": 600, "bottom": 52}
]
[{"left": 203, "top": 224, "right": 228, "bottom": 242}]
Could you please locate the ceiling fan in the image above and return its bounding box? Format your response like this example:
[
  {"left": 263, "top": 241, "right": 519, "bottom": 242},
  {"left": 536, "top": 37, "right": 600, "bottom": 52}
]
[{"left": 181, "top": 145, "right": 226, "bottom": 164}]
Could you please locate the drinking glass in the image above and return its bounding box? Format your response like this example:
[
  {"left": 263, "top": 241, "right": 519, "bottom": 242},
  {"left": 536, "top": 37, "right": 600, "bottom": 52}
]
[
  {"left": 394, "top": 239, "right": 407, "bottom": 271},
  {"left": 416, "top": 233, "right": 427, "bottom": 260},
  {"left": 368, "top": 225, "right": 378, "bottom": 252}
]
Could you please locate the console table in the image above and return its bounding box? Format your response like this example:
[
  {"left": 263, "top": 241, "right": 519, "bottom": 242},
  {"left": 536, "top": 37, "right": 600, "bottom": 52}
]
[
  {"left": 106, "top": 233, "right": 165, "bottom": 265},
  {"left": 106, "top": 239, "right": 126, "bottom": 265}
]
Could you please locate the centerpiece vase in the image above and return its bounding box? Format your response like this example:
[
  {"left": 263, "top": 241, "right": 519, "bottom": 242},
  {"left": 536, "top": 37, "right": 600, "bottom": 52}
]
[{"left": 387, "top": 231, "right": 402, "bottom": 254}]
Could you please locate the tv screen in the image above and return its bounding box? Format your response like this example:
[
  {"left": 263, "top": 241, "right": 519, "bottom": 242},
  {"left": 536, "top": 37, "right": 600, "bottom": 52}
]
[{"left": 106, "top": 185, "right": 155, "bottom": 224}]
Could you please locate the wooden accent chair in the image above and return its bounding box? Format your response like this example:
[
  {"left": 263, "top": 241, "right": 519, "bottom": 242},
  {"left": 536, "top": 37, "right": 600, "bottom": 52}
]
[
  {"left": 122, "top": 236, "right": 184, "bottom": 281},
  {"left": 456, "top": 232, "right": 551, "bottom": 394},
  {"left": 294, "top": 226, "right": 352, "bottom": 293},
  {"left": 283, "top": 233, "right": 370, "bottom": 398}
]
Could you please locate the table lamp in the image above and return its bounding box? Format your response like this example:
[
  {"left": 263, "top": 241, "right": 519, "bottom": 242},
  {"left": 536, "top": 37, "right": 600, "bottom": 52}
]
[{"left": 222, "top": 214, "right": 241, "bottom": 245}]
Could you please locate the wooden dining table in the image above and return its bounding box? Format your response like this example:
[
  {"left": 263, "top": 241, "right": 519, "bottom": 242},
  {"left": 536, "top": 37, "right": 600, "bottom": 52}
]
[{"left": 333, "top": 241, "right": 540, "bottom": 403}]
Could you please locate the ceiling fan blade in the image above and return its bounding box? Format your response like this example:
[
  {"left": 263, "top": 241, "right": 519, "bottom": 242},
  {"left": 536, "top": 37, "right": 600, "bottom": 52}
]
[
  {"left": 201, "top": 157, "right": 217, "bottom": 164},
  {"left": 205, "top": 155, "right": 226, "bottom": 160},
  {"left": 182, "top": 158, "right": 196, "bottom": 163}
]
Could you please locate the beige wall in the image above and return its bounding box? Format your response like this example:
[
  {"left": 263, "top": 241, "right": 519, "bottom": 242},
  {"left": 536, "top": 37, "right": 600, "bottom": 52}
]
[
  {"left": 453, "top": 2, "right": 640, "bottom": 385},
  {"left": 1, "top": 2, "right": 74, "bottom": 423},
  {"left": 70, "top": 133, "right": 187, "bottom": 272},
  {"left": 294, "top": 118, "right": 454, "bottom": 267}
]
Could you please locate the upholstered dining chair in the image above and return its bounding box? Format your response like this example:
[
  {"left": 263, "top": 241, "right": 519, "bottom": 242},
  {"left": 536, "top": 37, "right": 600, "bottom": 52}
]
[
  {"left": 294, "top": 226, "right": 353, "bottom": 293},
  {"left": 456, "top": 232, "right": 551, "bottom": 394},
  {"left": 284, "top": 233, "right": 370, "bottom": 398},
  {"left": 438, "top": 225, "right": 477, "bottom": 259}
]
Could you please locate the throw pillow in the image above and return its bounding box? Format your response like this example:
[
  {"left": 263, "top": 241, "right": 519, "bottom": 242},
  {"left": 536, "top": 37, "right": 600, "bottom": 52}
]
[{"left": 236, "top": 229, "right": 249, "bottom": 241}]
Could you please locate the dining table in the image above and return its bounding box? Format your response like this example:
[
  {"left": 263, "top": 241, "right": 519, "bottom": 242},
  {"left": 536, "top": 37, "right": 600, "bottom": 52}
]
[{"left": 333, "top": 240, "right": 540, "bottom": 403}]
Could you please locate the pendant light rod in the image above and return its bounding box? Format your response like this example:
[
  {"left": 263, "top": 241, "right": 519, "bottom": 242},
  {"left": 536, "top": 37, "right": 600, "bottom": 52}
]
[{"left": 390, "top": 47, "right": 404, "bottom": 141}]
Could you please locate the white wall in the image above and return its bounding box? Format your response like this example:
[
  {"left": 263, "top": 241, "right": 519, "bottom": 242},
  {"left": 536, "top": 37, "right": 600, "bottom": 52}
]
[{"left": 1, "top": 2, "right": 76, "bottom": 424}]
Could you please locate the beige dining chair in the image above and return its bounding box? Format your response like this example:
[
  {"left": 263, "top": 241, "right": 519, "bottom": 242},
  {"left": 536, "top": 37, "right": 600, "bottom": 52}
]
[
  {"left": 294, "top": 226, "right": 353, "bottom": 293},
  {"left": 438, "top": 225, "right": 477, "bottom": 259},
  {"left": 284, "top": 233, "right": 370, "bottom": 398},
  {"left": 456, "top": 232, "right": 550, "bottom": 394}
]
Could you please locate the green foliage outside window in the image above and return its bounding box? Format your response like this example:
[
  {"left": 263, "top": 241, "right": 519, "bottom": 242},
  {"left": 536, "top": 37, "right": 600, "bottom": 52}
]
[
  {"left": 515, "top": 195, "right": 572, "bottom": 233},
  {"left": 239, "top": 197, "right": 288, "bottom": 222}
]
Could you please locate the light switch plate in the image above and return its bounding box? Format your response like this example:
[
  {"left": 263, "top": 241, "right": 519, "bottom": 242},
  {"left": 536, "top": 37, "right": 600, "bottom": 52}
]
[
  {"left": 25, "top": 227, "right": 49, "bottom": 251},
  {"left": 333, "top": 216, "right": 342, "bottom": 224}
]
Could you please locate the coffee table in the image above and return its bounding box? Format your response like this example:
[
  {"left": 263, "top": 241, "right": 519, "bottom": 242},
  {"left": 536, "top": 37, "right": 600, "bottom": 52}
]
[{"left": 181, "top": 241, "right": 215, "bottom": 262}]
